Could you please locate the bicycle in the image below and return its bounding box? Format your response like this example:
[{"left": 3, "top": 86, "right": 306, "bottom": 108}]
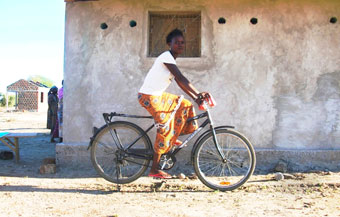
[{"left": 88, "top": 96, "right": 256, "bottom": 191}]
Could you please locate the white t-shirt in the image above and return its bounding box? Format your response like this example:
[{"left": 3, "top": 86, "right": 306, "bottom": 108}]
[{"left": 139, "top": 51, "right": 176, "bottom": 96}]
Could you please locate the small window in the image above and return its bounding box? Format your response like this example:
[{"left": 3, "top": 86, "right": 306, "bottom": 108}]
[
  {"left": 148, "top": 11, "right": 201, "bottom": 57},
  {"left": 41, "top": 92, "right": 44, "bottom": 103}
]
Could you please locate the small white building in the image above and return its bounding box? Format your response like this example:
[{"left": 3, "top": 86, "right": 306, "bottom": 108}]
[{"left": 6, "top": 79, "right": 49, "bottom": 112}]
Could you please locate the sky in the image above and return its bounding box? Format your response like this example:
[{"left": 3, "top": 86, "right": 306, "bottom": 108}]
[{"left": 0, "top": 0, "right": 65, "bottom": 93}]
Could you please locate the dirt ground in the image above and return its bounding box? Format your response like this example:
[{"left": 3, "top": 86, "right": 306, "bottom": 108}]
[{"left": 0, "top": 110, "right": 340, "bottom": 217}]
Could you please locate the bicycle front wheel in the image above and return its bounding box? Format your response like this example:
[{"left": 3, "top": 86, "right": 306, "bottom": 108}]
[
  {"left": 90, "top": 121, "right": 152, "bottom": 184},
  {"left": 193, "top": 128, "right": 256, "bottom": 191}
]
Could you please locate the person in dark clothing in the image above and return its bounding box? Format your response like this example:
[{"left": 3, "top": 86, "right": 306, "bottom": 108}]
[
  {"left": 58, "top": 80, "right": 64, "bottom": 143},
  {"left": 47, "top": 86, "right": 59, "bottom": 142}
]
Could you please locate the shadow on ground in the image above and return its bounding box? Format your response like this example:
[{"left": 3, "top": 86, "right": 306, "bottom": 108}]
[
  {"left": 0, "top": 184, "right": 215, "bottom": 194},
  {"left": 0, "top": 133, "right": 99, "bottom": 179}
]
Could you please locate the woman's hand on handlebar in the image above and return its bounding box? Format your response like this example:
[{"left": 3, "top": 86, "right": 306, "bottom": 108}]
[
  {"left": 195, "top": 92, "right": 217, "bottom": 110},
  {"left": 194, "top": 92, "right": 210, "bottom": 106}
]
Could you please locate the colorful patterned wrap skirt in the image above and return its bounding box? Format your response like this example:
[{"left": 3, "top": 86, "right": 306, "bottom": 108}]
[{"left": 138, "top": 92, "right": 198, "bottom": 154}]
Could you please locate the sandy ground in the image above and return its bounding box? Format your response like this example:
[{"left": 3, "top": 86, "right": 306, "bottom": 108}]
[{"left": 0, "top": 110, "right": 340, "bottom": 217}]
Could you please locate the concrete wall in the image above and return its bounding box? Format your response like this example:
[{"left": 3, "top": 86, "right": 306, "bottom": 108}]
[{"left": 59, "top": 0, "right": 340, "bottom": 171}]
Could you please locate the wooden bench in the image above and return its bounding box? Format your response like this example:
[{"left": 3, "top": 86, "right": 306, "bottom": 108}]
[{"left": 0, "top": 132, "right": 38, "bottom": 163}]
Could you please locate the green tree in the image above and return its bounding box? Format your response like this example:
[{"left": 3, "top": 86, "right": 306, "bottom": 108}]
[
  {"left": 28, "top": 75, "right": 54, "bottom": 88},
  {"left": 0, "top": 93, "right": 15, "bottom": 107},
  {"left": 0, "top": 93, "right": 5, "bottom": 106},
  {"left": 8, "top": 95, "right": 15, "bottom": 107}
]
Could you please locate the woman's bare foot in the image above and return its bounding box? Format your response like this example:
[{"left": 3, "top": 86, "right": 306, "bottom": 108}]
[{"left": 149, "top": 170, "right": 172, "bottom": 179}]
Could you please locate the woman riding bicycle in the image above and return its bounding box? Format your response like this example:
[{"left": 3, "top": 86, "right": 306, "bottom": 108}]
[{"left": 138, "top": 29, "right": 212, "bottom": 179}]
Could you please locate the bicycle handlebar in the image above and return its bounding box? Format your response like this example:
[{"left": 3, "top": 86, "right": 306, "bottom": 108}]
[{"left": 198, "top": 94, "right": 216, "bottom": 111}]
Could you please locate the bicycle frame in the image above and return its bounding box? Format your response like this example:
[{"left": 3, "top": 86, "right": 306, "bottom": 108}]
[{"left": 101, "top": 106, "right": 229, "bottom": 162}]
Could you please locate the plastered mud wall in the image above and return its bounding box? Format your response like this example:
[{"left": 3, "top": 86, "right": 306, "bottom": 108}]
[{"left": 60, "top": 0, "right": 340, "bottom": 169}]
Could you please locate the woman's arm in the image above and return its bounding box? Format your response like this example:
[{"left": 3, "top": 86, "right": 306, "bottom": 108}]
[{"left": 164, "top": 63, "right": 206, "bottom": 103}]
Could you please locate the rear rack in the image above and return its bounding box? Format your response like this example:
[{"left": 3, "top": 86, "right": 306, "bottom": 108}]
[{"left": 103, "top": 112, "right": 153, "bottom": 123}]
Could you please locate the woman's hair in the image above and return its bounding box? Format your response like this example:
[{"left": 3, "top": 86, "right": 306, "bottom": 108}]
[{"left": 166, "top": 29, "right": 184, "bottom": 44}]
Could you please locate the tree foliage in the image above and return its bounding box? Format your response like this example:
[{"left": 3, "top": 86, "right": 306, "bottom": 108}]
[
  {"left": 28, "top": 75, "right": 54, "bottom": 88},
  {"left": 0, "top": 93, "right": 15, "bottom": 107}
]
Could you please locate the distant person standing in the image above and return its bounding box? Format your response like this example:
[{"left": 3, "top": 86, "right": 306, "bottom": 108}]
[
  {"left": 48, "top": 86, "right": 59, "bottom": 143},
  {"left": 58, "top": 80, "right": 64, "bottom": 143}
]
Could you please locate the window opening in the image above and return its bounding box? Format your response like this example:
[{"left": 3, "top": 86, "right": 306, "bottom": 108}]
[
  {"left": 250, "top": 17, "right": 258, "bottom": 25},
  {"left": 148, "top": 11, "right": 201, "bottom": 57},
  {"left": 218, "top": 17, "right": 226, "bottom": 24},
  {"left": 330, "top": 17, "right": 337, "bottom": 24}
]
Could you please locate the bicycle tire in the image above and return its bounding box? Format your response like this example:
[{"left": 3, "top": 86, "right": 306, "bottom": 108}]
[
  {"left": 193, "top": 128, "right": 256, "bottom": 191},
  {"left": 90, "top": 121, "right": 152, "bottom": 184}
]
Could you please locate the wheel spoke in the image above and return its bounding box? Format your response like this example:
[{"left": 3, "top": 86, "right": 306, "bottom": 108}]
[
  {"left": 220, "top": 164, "right": 226, "bottom": 177},
  {"left": 95, "top": 140, "right": 115, "bottom": 152},
  {"left": 199, "top": 156, "right": 222, "bottom": 162},
  {"left": 226, "top": 162, "right": 238, "bottom": 176},
  {"left": 202, "top": 164, "right": 218, "bottom": 175}
]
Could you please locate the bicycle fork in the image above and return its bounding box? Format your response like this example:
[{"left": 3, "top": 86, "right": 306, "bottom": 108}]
[{"left": 206, "top": 108, "right": 226, "bottom": 161}]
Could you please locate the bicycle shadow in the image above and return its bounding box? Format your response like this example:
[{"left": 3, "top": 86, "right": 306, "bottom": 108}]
[
  {"left": 0, "top": 183, "right": 214, "bottom": 195},
  {"left": 248, "top": 179, "right": 275, "bottom": 183}
]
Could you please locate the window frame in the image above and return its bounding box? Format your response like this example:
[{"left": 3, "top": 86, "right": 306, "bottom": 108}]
[{"left": 148, "top": 11, "right": 202, "bottom": 58}]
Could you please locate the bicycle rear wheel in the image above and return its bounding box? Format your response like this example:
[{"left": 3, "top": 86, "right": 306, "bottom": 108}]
[
  {"left": 90, "top": 121, "right": 152, "bottom": 184},
  {"left": 193, "top": 128, "right": 256, "bottom": 191}
]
